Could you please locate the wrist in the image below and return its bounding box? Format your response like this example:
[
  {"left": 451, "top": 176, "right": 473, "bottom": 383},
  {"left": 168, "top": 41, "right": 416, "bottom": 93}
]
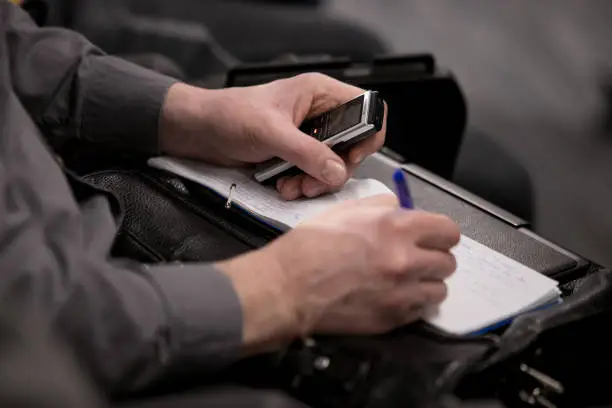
[
  {"left": 216, "top": 248, "right": 302, "bottom": 356},
  {"left": 159, "top": 82, "right": 218, "bottom": 158}
]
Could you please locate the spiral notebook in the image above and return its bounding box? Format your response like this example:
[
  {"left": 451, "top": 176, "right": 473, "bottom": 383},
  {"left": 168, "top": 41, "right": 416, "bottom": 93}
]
[
  {"left": 149, "top": 157, "right": 392, "bottom": 231},
  {"left": 148, "top": 157, "right": 561, "bottom": 336}
]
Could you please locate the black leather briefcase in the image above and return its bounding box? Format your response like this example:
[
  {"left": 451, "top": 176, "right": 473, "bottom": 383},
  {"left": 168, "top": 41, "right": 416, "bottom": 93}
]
[{"left": 59, "top": 147, "right": 612, "bottom": 408}]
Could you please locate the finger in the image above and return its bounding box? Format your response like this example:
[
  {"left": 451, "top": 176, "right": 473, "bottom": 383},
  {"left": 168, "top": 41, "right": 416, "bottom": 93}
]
[
  {"left": 417, "top": 281, "right": 449, "bottom": 305},
  {"left": 292, "top": 73, "right": 366, "bottom": 118},
  {"left": 276, "top": 176, "right": 289, "bottom": 191},
  {"left": 398, "top": 281, "right": 448, "bottom": 310},
  {"left": 269, "top": 119, "right": 348, "bottom": 188},
  {"left": 348, "top": 101, "right": 388, "bottom": 164},
  {"left": 279, "top": 174, "right": 305, "bottom": 201},
  {"left": 390, "top": 306, "right": 425, "bottom": 328},
  {"left": 413, "top": 214, "right": 461, "bottom": 251},
  {"left": 406, "top": 250, "right": 457, "bottom": 281},
  {"left": 301, "top": 176, "right": 332, "bottom": 198},
  {"left": 393, "top": 212, "right": 461, "bottom": 251},
  {"left": 383, "top": 282, "right": 448, "bottom": 327},
  {"left": 387, "top": 248, "right": 456, "bottom": 281},
  {"left": 300, "top": 154, "right": 357, "bottom": 198}
]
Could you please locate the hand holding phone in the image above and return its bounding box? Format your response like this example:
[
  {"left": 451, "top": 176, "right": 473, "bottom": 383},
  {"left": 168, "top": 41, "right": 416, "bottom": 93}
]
[{"left": 254, "top": 90, "right": 385, "bottom": 184}]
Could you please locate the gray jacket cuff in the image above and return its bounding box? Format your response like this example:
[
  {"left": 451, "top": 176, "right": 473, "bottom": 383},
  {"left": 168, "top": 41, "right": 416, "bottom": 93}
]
[
  {"left": 149, "top": 263, "right": 243, "bottom": 369},
  {"left": 80, "top": 56, "right": 178, "bottom": 156}
]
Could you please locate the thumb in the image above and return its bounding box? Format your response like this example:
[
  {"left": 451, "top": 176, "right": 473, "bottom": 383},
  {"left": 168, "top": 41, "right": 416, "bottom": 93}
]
[{"left": 271, "top": 121, "right": 348, "bottom": 187}]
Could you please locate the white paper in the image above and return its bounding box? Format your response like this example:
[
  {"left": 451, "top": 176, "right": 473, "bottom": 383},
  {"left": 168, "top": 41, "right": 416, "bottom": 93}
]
[
  {"left": 424, "top": 235, "right": 561, "bottom": 335},
  {"left": 149, "top": 157, "right": 560, "bottom": 336},
  {"left": 148, "top": 157, "right": 392, "bottom": 229}
]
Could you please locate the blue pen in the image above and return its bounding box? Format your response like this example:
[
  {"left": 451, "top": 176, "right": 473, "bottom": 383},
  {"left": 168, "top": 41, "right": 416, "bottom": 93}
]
[{"left": 393, "top": 168, "right": 414, "bottom": 209}]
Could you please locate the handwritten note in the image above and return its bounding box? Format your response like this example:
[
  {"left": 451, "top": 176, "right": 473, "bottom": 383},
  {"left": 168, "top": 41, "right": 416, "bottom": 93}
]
[
  {"left": 424, "top": 235, "right": 560, "bottom": 335},
  {"left": 149, "top": 157, "right": 561, "bottom": 336}
]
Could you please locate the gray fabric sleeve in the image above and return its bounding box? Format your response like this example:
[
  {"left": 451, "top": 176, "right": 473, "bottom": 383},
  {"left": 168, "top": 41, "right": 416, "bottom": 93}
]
[
  {"left": 148, "top": 263, "right": 244, "bottom": 371},
  {"left": 54, "top": 259, "right": 243, "bottom": 396},
  {"left": 6, "top": 3, "right": 177, "bottom": 155},
  {"left": 1, "top": 3, "right": 243, "bottom": 396},
  {"left": 0, "top": 173, "right": 243, "bottom": 396}
]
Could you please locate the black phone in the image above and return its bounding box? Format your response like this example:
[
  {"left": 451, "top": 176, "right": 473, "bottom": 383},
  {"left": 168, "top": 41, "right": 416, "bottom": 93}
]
[{"left": 253, "top": 90, "right": 385, "bottom": 184}]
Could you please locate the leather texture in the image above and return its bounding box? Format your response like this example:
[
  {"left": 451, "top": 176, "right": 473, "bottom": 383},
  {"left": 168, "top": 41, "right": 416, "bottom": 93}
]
[
  {"left": 245, "top": 326, "right": 496, "bottom": 408},
  {"left": 83, "top": 169, "right": 276, "bottom": 263},
  {"left": 408, "top": 175, "right": 575, "bottom": 277}
]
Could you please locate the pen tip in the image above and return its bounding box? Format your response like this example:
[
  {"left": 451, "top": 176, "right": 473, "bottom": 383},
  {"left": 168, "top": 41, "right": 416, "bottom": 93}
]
[{"left": 393, "top": 168, "right": 405, "bottom": 182}]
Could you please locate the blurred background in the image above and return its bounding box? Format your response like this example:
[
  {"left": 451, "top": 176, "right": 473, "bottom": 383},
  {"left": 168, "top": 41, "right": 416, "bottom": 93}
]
[{"left": 328, "top": 0, "right": 612, "bottom": 267}]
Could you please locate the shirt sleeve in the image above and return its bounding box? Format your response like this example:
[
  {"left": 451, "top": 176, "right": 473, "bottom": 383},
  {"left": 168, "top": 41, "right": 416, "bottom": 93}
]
[
  {"left": 5, "top": 2, "right": 177, "bottom": 155},
  {"left": 0, "top": 190, "right": 243, "bottom": 396}
]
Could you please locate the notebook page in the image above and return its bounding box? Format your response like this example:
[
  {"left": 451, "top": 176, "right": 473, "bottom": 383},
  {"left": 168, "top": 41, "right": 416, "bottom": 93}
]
[
  {"left": 148, "top": 157, "right": 392, "bottom": 229},
  {"left": 234, "top": 178, "right": 393, "bottom": 228},
  {"left": 424, "top": 235, "right": 561, "bottom": 335}
]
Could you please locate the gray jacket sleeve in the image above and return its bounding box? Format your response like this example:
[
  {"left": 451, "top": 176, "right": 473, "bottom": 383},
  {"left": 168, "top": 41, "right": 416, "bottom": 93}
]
[
  {"left": 7, "top": 1, "right": 176, "bottom": 155},
  {"left": 1, "top": 2, "right": 243, "bottom": 396}
]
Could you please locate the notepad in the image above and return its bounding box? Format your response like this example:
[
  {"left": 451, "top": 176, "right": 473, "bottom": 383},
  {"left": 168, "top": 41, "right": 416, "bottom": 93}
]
[
  {"left": 423, "top": 235, "right": 561, "bottom": 335},
  {"left": 148, "top": 157, "right": 561, "bottom": 336},
  {"left": 149, "top": 157, "right": 393, "bottom": 230}
]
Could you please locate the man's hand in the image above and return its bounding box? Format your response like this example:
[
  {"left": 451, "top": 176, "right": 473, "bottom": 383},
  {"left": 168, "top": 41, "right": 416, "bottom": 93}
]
[
  {"left": 216, "top": 196, "right": 460, "bottom": 355},
  {"left": 160, "top": 74, "right": 386, "bottom": 200}
]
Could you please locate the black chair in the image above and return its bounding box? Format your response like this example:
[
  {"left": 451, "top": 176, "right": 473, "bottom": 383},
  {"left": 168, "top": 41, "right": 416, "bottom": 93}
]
[{"left": 453, "top": 130, "right": 534, "bottom": 222}]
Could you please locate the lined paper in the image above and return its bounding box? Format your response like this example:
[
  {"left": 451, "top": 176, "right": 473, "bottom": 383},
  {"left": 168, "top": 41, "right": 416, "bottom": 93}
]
[
  {"left": 424, "top": 235, "right": 560, "bottom": 335},
  {"left": 149, "top": 157, "right": 392, "bottom": 229}
]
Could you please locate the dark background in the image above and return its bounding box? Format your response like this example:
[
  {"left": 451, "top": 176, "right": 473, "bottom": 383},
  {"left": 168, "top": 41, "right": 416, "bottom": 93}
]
[{"left": 327, "top": 0, "right": 612, "bottom": 268}]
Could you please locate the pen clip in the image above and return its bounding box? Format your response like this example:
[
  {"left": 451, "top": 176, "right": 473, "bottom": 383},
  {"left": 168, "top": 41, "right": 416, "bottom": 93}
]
[{"left": 225, "top": 183, "right": 237, "bottom": 209}]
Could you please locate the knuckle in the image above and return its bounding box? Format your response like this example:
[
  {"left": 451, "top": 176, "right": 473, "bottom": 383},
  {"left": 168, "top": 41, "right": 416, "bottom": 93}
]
[
  {"left": 428, "top": 253, "right": 457, "bottom": 280},
  {"left": 380, "top": 250, "right": 411, "bottom": 277},
  {"left": 296, "top": 72, "right": 329, "bottom": 86},
  {"left": 432, "top": 214, "right": 461, "bottom": 242},
  {"left": 429, "top": 253, "right": 457, "bottom": 279},
  {"left": 427, "top": 282, "right": 448, "bottom": 304},
  {"left": 379, "top": 211, "right": 407, "bottom": 233},
  {"left": 403, "top": 211, "right": 433, "bottom": 230},
  {"left": 367, "top": 132, "right": 386, "bottom": 152},
  {"left": 436, "top": 283, "right": 449, "bottom": 302},
  {"left": 446, "top": 222, "right": 461, "bottom": 245}
]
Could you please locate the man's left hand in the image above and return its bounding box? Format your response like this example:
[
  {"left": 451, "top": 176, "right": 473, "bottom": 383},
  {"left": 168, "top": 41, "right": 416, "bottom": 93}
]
[{"left": 160, "top": 73, "right": 387, "bottom": 200}]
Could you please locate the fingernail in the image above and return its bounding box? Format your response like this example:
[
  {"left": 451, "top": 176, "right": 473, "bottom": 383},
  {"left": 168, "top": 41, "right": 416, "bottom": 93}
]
[
  {"left": 285, "top": 183, "right": 301, "bottom": 200},
  {"left": 305, "top": 182, "right": 326, "bottom": 198},
  {"left": 277, "top": 177, "right": 288, "bottom": 191},
  {"left": 321, "top": 160, "right": 346, "bottom": 185}
]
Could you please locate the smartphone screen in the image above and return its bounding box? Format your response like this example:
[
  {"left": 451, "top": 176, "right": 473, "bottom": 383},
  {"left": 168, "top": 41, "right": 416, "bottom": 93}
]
[{"left": 326, "top": 95, "right": 364, "bottom": 135}]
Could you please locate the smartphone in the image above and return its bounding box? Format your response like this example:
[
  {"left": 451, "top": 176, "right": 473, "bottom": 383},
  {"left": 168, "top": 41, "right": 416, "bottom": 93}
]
[{"left": 253, "top": 90, "right": 385, "bottom": 184}]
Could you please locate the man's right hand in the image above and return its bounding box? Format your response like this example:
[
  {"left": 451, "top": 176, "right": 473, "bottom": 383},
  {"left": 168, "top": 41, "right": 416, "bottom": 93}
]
[{"left": 216, "top": 194, "right": 461, "bottom": 355}]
